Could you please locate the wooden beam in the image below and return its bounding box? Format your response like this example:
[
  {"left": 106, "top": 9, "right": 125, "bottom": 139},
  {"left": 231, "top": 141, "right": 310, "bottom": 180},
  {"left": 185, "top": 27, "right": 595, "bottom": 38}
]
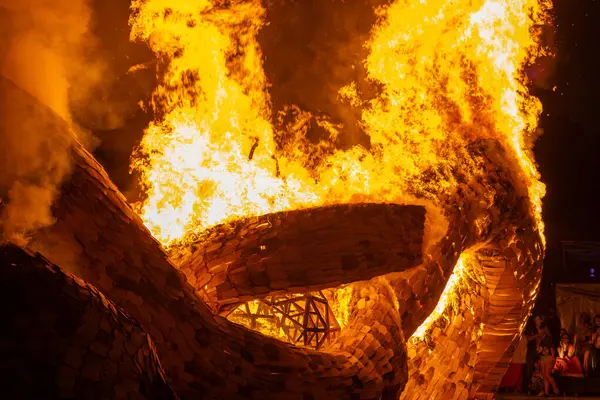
[{"left": 170, "top": 203, "right": 426, "bottom": 313}]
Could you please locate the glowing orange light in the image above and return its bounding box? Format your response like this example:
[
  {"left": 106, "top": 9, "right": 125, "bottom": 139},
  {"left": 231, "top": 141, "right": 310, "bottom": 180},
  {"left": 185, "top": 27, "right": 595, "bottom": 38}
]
[
  {"left": 129, "top": 0, "right": 550, "bottom": 343},
  {"left": 130, "top": 0, "right": 549, "bottom": 248}
]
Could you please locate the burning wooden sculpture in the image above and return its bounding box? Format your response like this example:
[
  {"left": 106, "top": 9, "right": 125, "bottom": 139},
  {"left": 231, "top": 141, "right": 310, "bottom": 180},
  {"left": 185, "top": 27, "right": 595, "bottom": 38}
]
[
  {"left": 1, "top": 74, "right": 543, "bottom": 399},
  {"left": 1, "top": 0, "right": 550, "bottom": 398}
]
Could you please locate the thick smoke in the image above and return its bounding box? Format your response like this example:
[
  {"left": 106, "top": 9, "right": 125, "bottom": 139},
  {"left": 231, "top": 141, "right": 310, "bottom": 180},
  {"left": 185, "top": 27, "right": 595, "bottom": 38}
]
[{"left": 0, "top": 0, "right": 102, "bottom": 244}]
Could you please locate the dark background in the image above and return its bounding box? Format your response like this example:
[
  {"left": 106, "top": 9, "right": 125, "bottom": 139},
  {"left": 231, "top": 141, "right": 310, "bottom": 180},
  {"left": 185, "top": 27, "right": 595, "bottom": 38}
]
[
  {"left": 83, "top": 0, "right": 600, "bottom": 291},
  {"left": 534, "top": 0, "right": 600, "bottom": 294}
]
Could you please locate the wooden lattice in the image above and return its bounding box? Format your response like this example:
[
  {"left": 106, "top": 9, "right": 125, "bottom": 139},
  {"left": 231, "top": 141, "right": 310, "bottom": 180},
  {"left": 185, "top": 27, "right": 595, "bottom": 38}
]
[{"left": 228, "top": 291, "right": 340, "bottom": 350}]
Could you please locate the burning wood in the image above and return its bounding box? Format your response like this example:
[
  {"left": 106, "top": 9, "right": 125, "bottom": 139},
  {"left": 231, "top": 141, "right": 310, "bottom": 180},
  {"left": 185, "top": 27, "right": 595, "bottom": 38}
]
[
  {"left": 1, "top": 74, "right": 545, "bottom": 399},
  {"left": 170, "top": 203, "right": 425, "bottom": 313},
  {"left": 1, "top": 76, "right": 412, "bottom": 398},
  {"left": 228, "top": 292, "right": 342, "bottom": 350},
  {"left": 1, "top": 0, "right": 552, "bottom": 397}
]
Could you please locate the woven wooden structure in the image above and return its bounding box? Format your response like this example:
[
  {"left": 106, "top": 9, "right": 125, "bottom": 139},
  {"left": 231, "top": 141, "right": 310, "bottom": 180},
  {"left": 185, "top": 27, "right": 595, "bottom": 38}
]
[
  {"left": 228, "top": 292, "right": 341, "bottom": 350},
  {"left": 0, "top": 245, "right": 178, "bottom": 400},
  {"left": 267, "top": 292, "right": 340, "bottom": 349},
  {"left": 0, "top": 75, "right": 544, "bottom": 400}
]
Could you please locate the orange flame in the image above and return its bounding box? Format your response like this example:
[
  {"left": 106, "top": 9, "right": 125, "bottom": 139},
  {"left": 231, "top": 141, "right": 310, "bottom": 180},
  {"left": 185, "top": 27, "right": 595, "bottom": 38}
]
[
  {"left": 129, "top": 0, "right": 549, "bottom": 247},
  {"left": 412, "top": 254, "right": 471, "bottom": 341}
]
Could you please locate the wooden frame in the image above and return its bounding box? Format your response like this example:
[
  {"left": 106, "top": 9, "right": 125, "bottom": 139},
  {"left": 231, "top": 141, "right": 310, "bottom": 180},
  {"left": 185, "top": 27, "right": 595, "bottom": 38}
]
[{"left": 228, "top": 291, "right": 340, "bottom": 350}]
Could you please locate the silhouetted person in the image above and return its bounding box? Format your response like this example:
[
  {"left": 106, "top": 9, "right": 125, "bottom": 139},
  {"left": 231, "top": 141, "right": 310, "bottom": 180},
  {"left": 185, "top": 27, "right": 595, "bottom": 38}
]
[
  {"left": 525, "top": 315, "right": 543, "bottom": 393},
  {"left": 578, "top": 319, "right": 594, "bottom": 373},
  {"left": 537, "top": 323, "right": 559, "bottom": 396},
  {"left": 547, "top": 308, "right": 561, "bottom": 348},
  {"left": 583, "top": 314, "right": 600, "bottom": 375}
]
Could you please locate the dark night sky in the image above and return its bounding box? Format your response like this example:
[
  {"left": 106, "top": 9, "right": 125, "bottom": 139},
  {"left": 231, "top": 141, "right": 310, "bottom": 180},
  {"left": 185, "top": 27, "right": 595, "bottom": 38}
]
[
  {"left": 86, "top": 0, "right": 600, "bottom": 282},
  {"left": 534, "top": 0, "right": 600, "bottom": 282}
]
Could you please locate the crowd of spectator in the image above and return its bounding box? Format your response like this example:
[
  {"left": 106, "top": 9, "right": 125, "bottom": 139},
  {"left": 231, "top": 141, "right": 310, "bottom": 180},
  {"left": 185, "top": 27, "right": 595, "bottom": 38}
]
[{"left": 500, "top": 310, "right": 600, "bottom": 397}]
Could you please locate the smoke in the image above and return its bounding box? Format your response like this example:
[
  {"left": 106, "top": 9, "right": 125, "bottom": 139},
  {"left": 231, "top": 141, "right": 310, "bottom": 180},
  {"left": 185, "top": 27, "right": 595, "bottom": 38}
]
[
  {"left": 0, "top": 0, "right": 102, "bottom": 244},
  {"left": 260, "top": 0, "right": 389, "bottom": 148}
]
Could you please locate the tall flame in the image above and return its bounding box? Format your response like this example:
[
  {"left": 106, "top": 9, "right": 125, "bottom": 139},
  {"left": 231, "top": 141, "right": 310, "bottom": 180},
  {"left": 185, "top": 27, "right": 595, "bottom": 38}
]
[{"left": 130, "top": 0, "right": 550, "bottom": 246}]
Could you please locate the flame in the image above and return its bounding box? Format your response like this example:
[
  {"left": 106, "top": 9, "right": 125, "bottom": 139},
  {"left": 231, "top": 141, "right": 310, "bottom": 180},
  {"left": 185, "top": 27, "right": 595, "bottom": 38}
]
[
  {"left": 129, "top": 0, "right": 550, "bottom": 247},
  {"left": 227, "top": 299, "right": 288, "bottom": 341},
  {"left": 326, "top": 286, "right": 354, "bottom": 330},
  {"left": 228, "top": 294, "right": 341, "bottom": 348},
  {"left": 412, "top": 254, "right": 470, "bottom": 341}
]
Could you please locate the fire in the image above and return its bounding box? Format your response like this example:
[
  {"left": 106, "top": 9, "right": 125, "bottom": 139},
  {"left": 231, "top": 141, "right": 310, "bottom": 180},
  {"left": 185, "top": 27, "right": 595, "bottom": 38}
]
[
  {"left": 129, "top": 0, "right": 549, "bottom": 247},
  {"left": 226, "top": 299, "right": 288, "bottom": 341},
  {"left": 326, "top": 285, "right": 354, "bottom": 330},
  {"left": 129, "top": 0, "right": 550, "bottom": 343},
  {"left": 412, "top": 254, "right": 470, "bottom": 341},
  {"left": 129, "top": 0, "right": 319, "bottom": 243}
]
